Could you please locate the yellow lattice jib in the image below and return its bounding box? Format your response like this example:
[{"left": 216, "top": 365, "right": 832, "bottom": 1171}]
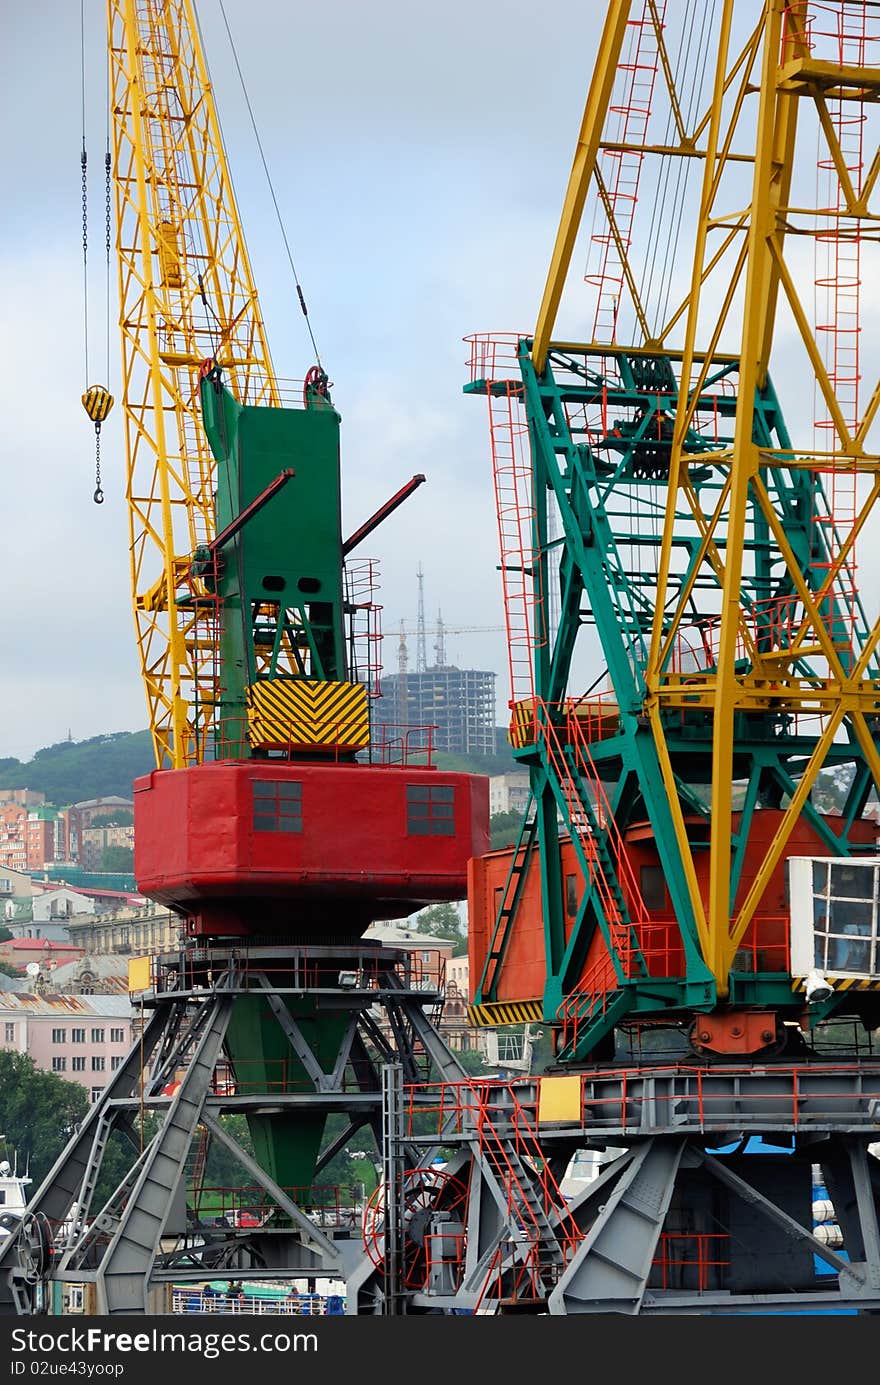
[{"left": 110, "top": 0, "right": 278, "bottom": 770}]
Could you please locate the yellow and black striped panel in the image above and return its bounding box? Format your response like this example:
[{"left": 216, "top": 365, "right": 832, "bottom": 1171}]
[
  {"left": 792, "top": 975, "right": 880, "bottom": 993},
  {"left": 509, "top": 700, "right": 536, "bottom": 750},
  {"left": 467, "top": 999, "right": 543, "bottom": 1027},
  {"left": 81, "top": 384, "right": 114, "bottom": 424},
  {"left": 246, "top": 679, "right": 369, "bottom": 751}
]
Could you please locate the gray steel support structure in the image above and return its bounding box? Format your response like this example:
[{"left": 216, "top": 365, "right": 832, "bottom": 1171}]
[
  {"left": 0, "top": 942, "right": 467, "bottom": 1317},
  {"left": 389, "top": 1062, "right": 880, "bottom": 1315}
]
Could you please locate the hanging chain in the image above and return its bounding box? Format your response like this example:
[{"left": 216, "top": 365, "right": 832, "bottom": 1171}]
[
  {"left": 81, "top": 145, "right": 89, "bottom": 384},
  {"left": 105, "top": 149, "right": 112, "bottom": 386},
  {"left": 94, "top": 425, "right": 104, "bottom": 505},
  {"left": 104, "top": 152, "right": 111, "bottom": 259}
]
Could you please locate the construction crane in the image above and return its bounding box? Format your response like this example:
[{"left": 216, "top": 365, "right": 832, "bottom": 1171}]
[
  {"left": 0, "top": 0, "right": 488, "bottom": 1317},
  {"left": 395, "top": 626, "right": 504, "bottom": 638},
  {"left": 442, "top": 0, "right": 880, "bottom": 1314}
]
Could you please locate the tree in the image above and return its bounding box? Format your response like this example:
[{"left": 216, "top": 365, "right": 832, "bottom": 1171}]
[
  {"left": 411, "top": 902, "right": 465, "bottom": 951},
  {"left": 0, "top": 1051, "right": 87, "bottom": 1188},
  {"left": 102, "top": 845, "right": 134, "bottom": 872},
  {"left": 490, "top": 810, "right": 523, "bottom": 850},
  {"left": 0, "top": 926, "right": 13, "bottom": 943},
  {"left": 0, "top": 961, "right": 23, "bottom": 978},
  {"left": 455, "top": 1047, "right": 493, "bottom": 1076},
  {"left": 90, "top": 811, "right": 134, "bottom": 828}
]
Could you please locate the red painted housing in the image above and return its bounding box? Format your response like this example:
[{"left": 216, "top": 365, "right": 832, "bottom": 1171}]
[{"left": 135, "top": 761, "right": 489, "bottom": 935}]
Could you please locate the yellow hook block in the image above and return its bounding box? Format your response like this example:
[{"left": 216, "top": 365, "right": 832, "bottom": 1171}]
[{"left": 82, "top": 384, "right": 114, "bottom": 427}]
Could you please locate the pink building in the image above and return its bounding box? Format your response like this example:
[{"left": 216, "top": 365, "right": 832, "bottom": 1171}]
[{"left": 0, "top": 993, "right": 136, "bottom": 1102}]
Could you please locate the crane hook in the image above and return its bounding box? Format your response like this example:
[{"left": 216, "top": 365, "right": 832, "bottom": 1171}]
[{"left": 82, "top": 385, "right": 114, "bottom": 505}]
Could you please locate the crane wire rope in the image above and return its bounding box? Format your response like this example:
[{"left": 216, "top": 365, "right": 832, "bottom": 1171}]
[
  {"left": 652, "top": 2, "right": 717, "bottom": 338},
  {"left": 80, "top": 0, "right": 113, "bottom": 504},
  {"left": 639, "top": 2, "right": 700, "bottom": 336},
  {"left": 105, "top": 50, "right": 112, "bottom": 396},
  {"left": 214, "top": 0, "right": 324, "bottom": 373},
  {"left": 80, "top": 0, "right": 89, "bottom": 390},
  {"left": 631, "top": 3, "right": 715, "bottom": 624},
  {"left": 641, "top": 2, "right": 717, "bottom": 341}
]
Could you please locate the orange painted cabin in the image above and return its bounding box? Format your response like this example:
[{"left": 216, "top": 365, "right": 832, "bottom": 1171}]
[{"left": 467, "top": 810, "right": 879, "bottom": 1008}]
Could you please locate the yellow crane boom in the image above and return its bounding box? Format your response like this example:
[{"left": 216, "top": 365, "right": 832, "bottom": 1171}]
[{"left": 110, "top": 0, "right": 277, "bottom": 768}]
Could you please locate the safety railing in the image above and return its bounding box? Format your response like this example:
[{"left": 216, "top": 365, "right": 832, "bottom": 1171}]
[
  {"left": 211, "top": 715, "right": 370, "bottom": 762},
  {"left": 408, "top": 1062, "right": 880, "bottom": 1139},
  {"left": 509, "top": 693, "right": 620, "bottom": 749},
  {"left": 147, "top": 943, "right": 447, "bottom": 998},
  {"left": 661, "top": 596, "right": 856, "bottom": 679},
  {"left": 575, "top": 1062, "right": 880, "bottom": 1133},
  {"left": 344, "top": 557, "right": 384, "bottom": 698},
  {"left": 651, "top": 1230, "right": 730, "bottom": 1291},
  {"left": 464, "top": 332, "right": 523, "bottom": 386},
  {"left": 171, "top": 1286, "right": 344, "bottom": 1315},
  {"left": 362, "top": 721, "right": 437, "bottom": 766},
  {"left": 192, "top": 1183, "right": 363, "bottom": 1230},
  {"left": 734, "top": 913, "right": 791, "bottom": 974}
]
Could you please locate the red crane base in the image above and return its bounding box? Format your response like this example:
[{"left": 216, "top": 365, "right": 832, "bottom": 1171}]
[{"left": 134, "top": 760, "right": 489, "bottom": 937}]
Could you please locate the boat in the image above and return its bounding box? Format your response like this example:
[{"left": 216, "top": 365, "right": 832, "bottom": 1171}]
[{"left": 0, "top": 1149, "right": 31, "bottom": 1240}]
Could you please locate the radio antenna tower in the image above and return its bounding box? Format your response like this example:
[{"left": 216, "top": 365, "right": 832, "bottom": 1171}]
[{"left": 416, "top": 563, "right": 428, "bottom": 673}]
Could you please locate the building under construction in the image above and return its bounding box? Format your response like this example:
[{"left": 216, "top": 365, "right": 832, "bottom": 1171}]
[
  {"left": 371, "top": 567, "right": 497, "bottom": 757},
  {"left": 373, "top": 665, "right": 497, "bottom": 758}
]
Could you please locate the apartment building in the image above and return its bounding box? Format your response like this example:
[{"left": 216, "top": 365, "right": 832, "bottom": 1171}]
[
  {"left": 488, "top": 772, "right": 531, "bottom": 818},
  {"left": 79, "top": 823, "right": 134, "bottom": 871},
  {"left": 0, "top": 993, "right": 136, "bottom": 1101},
  {"left": 65, "top": 798, "right": 133, "bottom": 863},
  {"left": 0, "top": 804, "right": 27, "bottom": 873},
  {"left": 25, "top": 807, "right": 66, "bottom": 870},
  {"left": 67, "top": 902, "right": 180, "bottom": 956},
  {"left": 0, "top": 790, "right": 45, "bottom": 808}
]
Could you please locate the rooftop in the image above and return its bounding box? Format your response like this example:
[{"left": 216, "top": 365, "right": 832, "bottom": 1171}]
[
  {"left": 2, "top": 939, "right": 82, "bottom": 953},
  {"left": 0, "top": 992, "right": 133, "bottom": 1016}
]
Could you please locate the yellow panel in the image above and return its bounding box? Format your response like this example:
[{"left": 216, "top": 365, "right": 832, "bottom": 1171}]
[
  {"left": 466, "top": 1000, "right": 543, "bottom": 1027},
  {"left": 128, "top": 955, "right": 152, "bottom": 993},
  {"left": 246, "top": 679, "right": 369, "bottom": 751},
  {"left": 537, "top": 1074, "right": 582, "bottom": 1125}
]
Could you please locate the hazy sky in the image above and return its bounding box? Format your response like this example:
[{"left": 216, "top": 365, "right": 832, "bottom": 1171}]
[
  {"left": 0, "top": 0, "right": 599, "bottom": 762},
  {"left": 5, "top": 4, "right": 879, "bottom": 767}
]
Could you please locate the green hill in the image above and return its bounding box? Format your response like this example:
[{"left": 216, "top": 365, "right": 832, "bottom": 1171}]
[
  {"left": 0, "top": 731, "right": 154, "bottom": 807},
  {"left": 0, "top": 727, "right": 518, "bottom": 811}
]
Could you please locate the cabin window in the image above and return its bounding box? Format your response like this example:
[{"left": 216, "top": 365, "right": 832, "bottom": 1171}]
[
  {"left": 406, "top": 784, "right": 455, "bottom": 836},
  {"left": 253, "top": 780, "right": 303, "bottom": 833},
  {"left": 640, "top": 865, "right": 667, "bottom": 911},
  {"left": 565, "top": 875, "right": 579, "bottom": 917}
]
